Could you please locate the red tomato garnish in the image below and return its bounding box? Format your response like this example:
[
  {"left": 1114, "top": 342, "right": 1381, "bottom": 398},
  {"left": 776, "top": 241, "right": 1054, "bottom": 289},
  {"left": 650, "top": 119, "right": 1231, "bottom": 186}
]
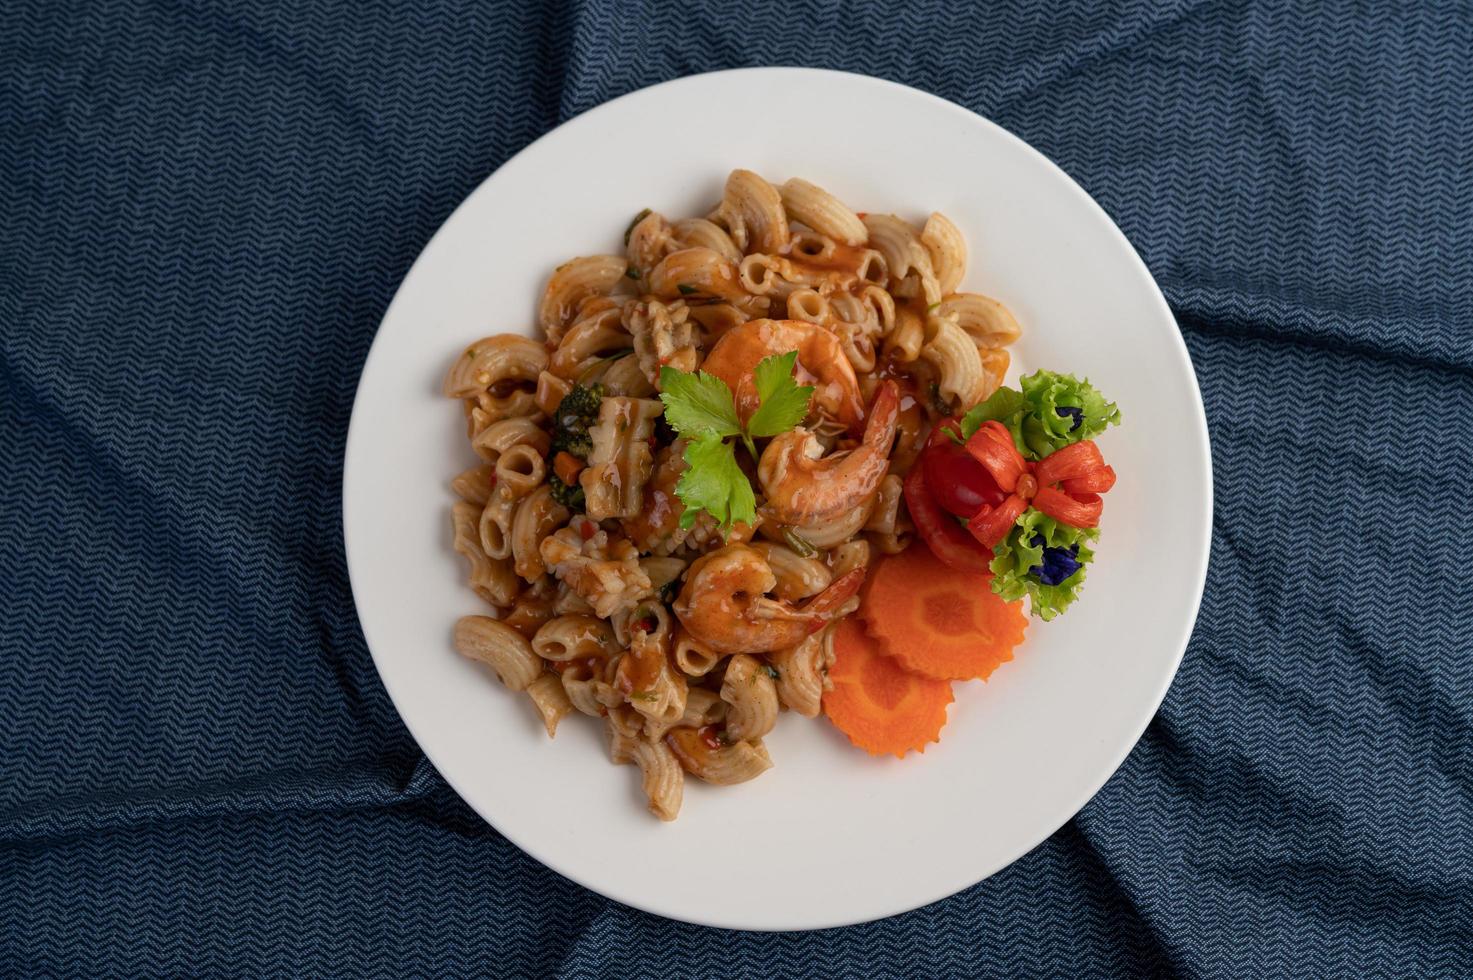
[
  {"left": 1032, "top": 486, "right": 1103, "bottom": 527},
  {"left": 965, "top": 494, "right": 1029, "bottom": 549},
  {"left": 922, "top": 425, "right": 1007, "bottom": 518},
  {"left": 903, "top": 466, "right": 996, "bottom": 574},
  {"left": 963, "top": 421, "right": 1028, "bottom": 492},
  {"left": 924, "top": 417, "right": 964, "bottom": 448},
  {"left": 1061, "top": 466, "right": 1116, "bottom": 495},
  {"left": 1033, "top": 439, "right": 1107, "bottom": 485}
]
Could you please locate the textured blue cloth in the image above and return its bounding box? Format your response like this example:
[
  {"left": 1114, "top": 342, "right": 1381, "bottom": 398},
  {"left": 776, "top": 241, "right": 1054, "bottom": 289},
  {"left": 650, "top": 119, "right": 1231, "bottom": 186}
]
[{"left": 3, "top": 1, "right": 1471, "bottom": 975}]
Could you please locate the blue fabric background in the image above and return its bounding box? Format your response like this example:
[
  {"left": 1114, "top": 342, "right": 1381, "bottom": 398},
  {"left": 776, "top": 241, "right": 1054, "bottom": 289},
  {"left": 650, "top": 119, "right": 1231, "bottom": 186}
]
[{"left": 3, "top": 1, "right": 1470, "bottom": 975}]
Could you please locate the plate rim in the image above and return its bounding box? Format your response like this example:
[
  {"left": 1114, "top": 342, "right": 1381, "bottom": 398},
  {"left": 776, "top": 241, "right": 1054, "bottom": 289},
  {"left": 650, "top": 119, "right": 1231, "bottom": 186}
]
[{"left": 342, "top": 65, "right": 1213, "bottom": 931}]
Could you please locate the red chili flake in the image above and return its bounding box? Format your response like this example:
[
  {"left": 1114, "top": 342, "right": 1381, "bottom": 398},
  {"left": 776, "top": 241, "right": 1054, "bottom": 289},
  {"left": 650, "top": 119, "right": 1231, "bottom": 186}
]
[{"left": 578, "top": 520, "right": 596, "bottom": 541}]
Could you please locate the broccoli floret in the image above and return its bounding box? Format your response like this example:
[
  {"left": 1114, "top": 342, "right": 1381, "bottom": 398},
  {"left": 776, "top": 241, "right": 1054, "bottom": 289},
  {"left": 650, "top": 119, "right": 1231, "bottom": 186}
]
[
  {"left": 653, "top": 411, "right": 677, "bottom": 448},
  {"left": 547, "top": 471, "right": 585, "bottom": 510},
  {"left": 550, "top": 383, "right": 603, "bottom": 459}
]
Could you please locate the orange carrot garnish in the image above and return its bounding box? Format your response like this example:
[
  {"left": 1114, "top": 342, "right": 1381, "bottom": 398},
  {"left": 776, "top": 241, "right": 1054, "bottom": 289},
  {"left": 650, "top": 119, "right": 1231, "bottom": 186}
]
[
  {"left": 823, "top": 615, "right": 953, "bottom": 758},
  {"left": 861, "top": 544, "right": 1027, "bottom": 681}
]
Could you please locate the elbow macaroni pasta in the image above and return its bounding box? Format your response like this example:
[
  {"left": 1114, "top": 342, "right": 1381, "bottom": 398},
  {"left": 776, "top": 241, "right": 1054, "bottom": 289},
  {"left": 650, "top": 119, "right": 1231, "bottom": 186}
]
[
  {"left": 451, "top": 464, "right": 496, "bottom": 506},
  {"left": 671, "top": 217, "right": 742, "bottom": 264},
  {"left": 779, "top": 178, "right": 868, "bottom": 246},
  {"left": 665, "top": 726, "right": 773, "bottom": 785},
  {"left": 921, "top": 212, "right": 967, "bottom": 296},
  {"left": 770, "top": 626, "right": 835, "bottom": 719},
  {"left": 453, "top": 501, "right": 518, "bottom": 607},
  {"left": 581, "top": 397, "right": 664, "bottom": 520},
  {"left": 454, "top": 615, "right": 542, "bottom": 692},
  {"left": 538, "top": 255, "right": 629, "bottom": 342},
  {"left": 922, "top": 314, "right": 988, "bottom": 410},
  {"left": 718, "top": 169, "right": 789, "bottom": 254},
  {"left": 525, "top": 672, "right": 574, "bottom": 737},
  {"left": 862, "top": 213, "right": 942, "bottom": 306},
  {"left": 441, "top": 170, "right": 1023, "bottom": 818},
  {"left": 937, "top": 292, "right": 1023, "bottom": 348},
  {"left": 720, "top": 654, "right": 779, "bottom": 742},
  {"left": 511, "top": 485, "right": 569, "bottom": 581}
]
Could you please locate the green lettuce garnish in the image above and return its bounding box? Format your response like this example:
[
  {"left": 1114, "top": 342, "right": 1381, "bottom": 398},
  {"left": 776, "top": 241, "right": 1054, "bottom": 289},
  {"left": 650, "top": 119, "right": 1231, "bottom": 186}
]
[
  {"left": 950, "top": 370, "right": 1119, "bottom": 620},
  {"left": 1017, "top": 370, "right": 1120, "bottom": 457},
  {"left": 954, "top": 385, "right": 1026, "bottom": 448},
  {"left": 990, "top": 511, "right": 1097, "bottom": 621},
  {"left": 955, "top": 370, "right": 1120, "bottom": 460}
]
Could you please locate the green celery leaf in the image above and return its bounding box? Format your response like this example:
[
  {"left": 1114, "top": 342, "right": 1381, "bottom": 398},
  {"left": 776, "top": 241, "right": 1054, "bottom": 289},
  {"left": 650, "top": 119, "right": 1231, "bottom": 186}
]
[
  {"left": 674, "top": 434, "right": 756, "bottom": 530},
  {"left": 745, "top": 350, "right": 814, "bottom": 438},
  {"left": 658, "top": 367, "right": 742, "bottom": 440}
]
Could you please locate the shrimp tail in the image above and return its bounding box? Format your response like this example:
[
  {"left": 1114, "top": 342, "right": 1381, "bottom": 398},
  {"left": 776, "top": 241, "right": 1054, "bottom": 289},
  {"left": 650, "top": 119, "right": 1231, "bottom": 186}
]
[
  {"left": 839, "top": 383, "right": 868, "bottom": 438},
  {"left": 863, "top": 381, "right": 900, "bottom": 449},
  {"left": 799, "top": 567, "right": 866, "bottom": 630}
]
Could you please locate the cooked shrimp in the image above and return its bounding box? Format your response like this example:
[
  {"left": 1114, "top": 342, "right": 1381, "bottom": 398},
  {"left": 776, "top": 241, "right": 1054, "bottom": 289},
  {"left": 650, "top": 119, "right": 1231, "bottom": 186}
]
[
  {"left": 700, "top": 319, "right": 865, "bottom": 434},
  {"left": 673, "top": 544, "right": 864, "bottom": 655},
  {"left": 757, "top": 381, "right": 899, "bottom": 526}
]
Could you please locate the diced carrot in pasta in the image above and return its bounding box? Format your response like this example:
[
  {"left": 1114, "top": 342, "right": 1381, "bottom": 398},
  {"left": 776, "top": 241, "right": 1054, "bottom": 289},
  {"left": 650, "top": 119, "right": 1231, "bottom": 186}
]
[
  {"left": 861, "top": 545, "right": 1026, "bottom": 681},
  {"left": 824, "top": 616, "right": 953, "bottom": 758},
  {"left": 553, "top": 450, "right": 585, "bottom": 485}
]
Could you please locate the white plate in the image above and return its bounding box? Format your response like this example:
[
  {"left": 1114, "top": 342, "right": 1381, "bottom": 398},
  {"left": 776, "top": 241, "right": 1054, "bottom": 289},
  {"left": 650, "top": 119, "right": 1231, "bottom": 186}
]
[{"left": 343, "top": 68, "right": 1211, "bottom": 931}]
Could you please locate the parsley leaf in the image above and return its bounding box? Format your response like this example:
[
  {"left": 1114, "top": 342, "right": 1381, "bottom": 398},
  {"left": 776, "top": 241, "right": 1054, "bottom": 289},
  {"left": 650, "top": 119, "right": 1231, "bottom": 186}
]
[
  {"left": 746, "top": 351, "right": 814, "bottom": 440},
  {"left": 674, "top": 434, "right": 756, "bottom": 530},
  {"left": 659, "top": 351, "right": 812, "bottom": 531},
  {"left": 658, "top": 367, "right": 742, "bottom": 440}
]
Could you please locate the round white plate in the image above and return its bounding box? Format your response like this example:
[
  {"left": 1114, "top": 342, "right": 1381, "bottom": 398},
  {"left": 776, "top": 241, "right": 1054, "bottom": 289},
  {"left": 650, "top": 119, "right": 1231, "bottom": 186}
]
[{"left": 344, "top": 68, "right": 1211, "bottom": 931}]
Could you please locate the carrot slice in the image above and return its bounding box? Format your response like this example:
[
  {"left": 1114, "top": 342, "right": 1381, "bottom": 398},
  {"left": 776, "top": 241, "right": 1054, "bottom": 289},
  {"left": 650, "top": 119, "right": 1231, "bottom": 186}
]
[
  {"left": 824, "top": 616, "right": 953, "bottom": 758},
  {"left": 861, "top": 545, "right": 1027, "bottom": 681}
]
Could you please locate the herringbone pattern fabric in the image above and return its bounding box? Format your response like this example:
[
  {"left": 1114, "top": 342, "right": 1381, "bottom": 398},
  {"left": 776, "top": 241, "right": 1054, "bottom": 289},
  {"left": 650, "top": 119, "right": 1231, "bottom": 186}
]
[{"left": 2, "top": 1, "right": 1470, "bottom": 975}]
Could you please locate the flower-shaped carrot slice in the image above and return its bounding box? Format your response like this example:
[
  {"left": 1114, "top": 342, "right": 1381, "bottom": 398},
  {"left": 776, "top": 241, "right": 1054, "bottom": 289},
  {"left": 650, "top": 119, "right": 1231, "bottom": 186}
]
[
  {"left": 824, "top": 615, "right": 953, "bottom": 758},
  {"left": 861, "top": 545, "right": 1027, "bottom": 681}
]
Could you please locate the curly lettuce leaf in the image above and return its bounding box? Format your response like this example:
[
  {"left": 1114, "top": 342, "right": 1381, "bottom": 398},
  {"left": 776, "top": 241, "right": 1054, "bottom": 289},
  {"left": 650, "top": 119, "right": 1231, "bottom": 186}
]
[
  {"left": 1017, "top": 370, "right": 1120, "bottom": 458},
  {"left": 954, "top": 385, "right": 1027, "bottom": 447},
  {"left": 990, "top": 511, "right": 1098, "bottom": 621}
]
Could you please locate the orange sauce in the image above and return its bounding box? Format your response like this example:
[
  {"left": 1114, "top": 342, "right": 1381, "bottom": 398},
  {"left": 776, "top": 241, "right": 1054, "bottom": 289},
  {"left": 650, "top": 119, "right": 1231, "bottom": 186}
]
[
  {"left": 793, "top": 241, "right": 870, "bottom": 272},
  {"left": 502, "top": 596, "right": 554, "bottom": 640},
  {"left": 549, "top": 655, "right": 606, "bottom": 678},
  {"left": 873, "top": 353, "right": 930, "bottom": 475},
  {"left": 616, "top": 639, "right": 665, "bottom": 696}
]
